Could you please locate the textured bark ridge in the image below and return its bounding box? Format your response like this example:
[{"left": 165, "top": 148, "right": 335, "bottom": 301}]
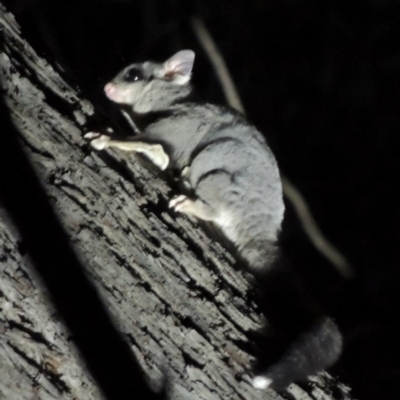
[{"left": 0, "top": 5, "right": 352, "bottom": 400}]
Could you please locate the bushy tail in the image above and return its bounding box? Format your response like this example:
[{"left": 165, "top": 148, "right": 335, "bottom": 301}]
[{"left": 252, "top": 317, "right": 342, "bottom": 391}]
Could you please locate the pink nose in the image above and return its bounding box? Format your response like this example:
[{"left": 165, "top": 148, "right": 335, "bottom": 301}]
[{"left": 104, "top": 83, "right": 114, "bottom": 96}]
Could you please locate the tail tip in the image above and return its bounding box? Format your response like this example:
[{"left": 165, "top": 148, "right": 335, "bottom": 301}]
[{"left": 252, "top": 376, "right": 273, "bottom": 390}]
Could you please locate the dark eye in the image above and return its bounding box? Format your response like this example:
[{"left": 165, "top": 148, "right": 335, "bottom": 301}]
[{"left": 124, "top": 67, "right": 143, "bottom": 82}]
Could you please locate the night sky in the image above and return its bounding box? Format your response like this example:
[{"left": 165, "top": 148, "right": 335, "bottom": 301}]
[{"left": 3, "top": 1, "right": 400, "bottom": 399}]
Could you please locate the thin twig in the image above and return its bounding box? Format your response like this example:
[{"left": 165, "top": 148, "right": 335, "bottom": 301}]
[
  {"left": 281, "top": 177, "right": 354, "bottom": 278},
  {"left": 191, "top": 16, "right": 354, "bottom": 278}
]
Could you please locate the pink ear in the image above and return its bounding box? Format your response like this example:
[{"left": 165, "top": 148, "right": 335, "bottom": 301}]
[{"left": 164, "top": 50, "right": 195, "bottom": 78}]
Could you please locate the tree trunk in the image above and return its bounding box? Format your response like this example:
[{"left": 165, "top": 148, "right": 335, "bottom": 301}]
[{"left": 0, "top": 5, "right": 352, "bottom": 400}]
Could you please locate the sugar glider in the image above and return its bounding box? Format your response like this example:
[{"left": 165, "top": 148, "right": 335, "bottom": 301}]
[{"left": 85, "top": 50, "right": 342, "bottom": 391}]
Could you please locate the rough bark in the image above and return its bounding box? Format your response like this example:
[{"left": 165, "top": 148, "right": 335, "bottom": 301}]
[{"left": 0, "top": 5, "right": 352, "bottom": 400}]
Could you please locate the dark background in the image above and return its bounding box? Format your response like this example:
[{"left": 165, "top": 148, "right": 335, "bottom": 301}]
[{"left": 3, "top": 1, "right": 400, "bottom": 399}]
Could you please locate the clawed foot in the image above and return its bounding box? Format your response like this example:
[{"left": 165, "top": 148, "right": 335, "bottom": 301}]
[
  {"left": 168, "top": 195, "right": 195, "bottom": 214},
  {"left": 169, "top": 195, "right": 216, "bottom": 221},
  {"left": 84, "top": 132, "right": 111, "bottom": 150}
]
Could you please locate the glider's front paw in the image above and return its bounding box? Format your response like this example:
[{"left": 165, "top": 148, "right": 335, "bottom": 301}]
[{"left": 84, "top": 133, "right": 111, "bottom": 150}]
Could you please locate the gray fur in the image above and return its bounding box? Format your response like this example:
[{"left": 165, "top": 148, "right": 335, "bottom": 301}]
[
  {"left": 87, "top": 50, "right": 341, "bottom": 390},
  {"left": 100, "top": 50, "right": 284, "bottom": 271}
]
